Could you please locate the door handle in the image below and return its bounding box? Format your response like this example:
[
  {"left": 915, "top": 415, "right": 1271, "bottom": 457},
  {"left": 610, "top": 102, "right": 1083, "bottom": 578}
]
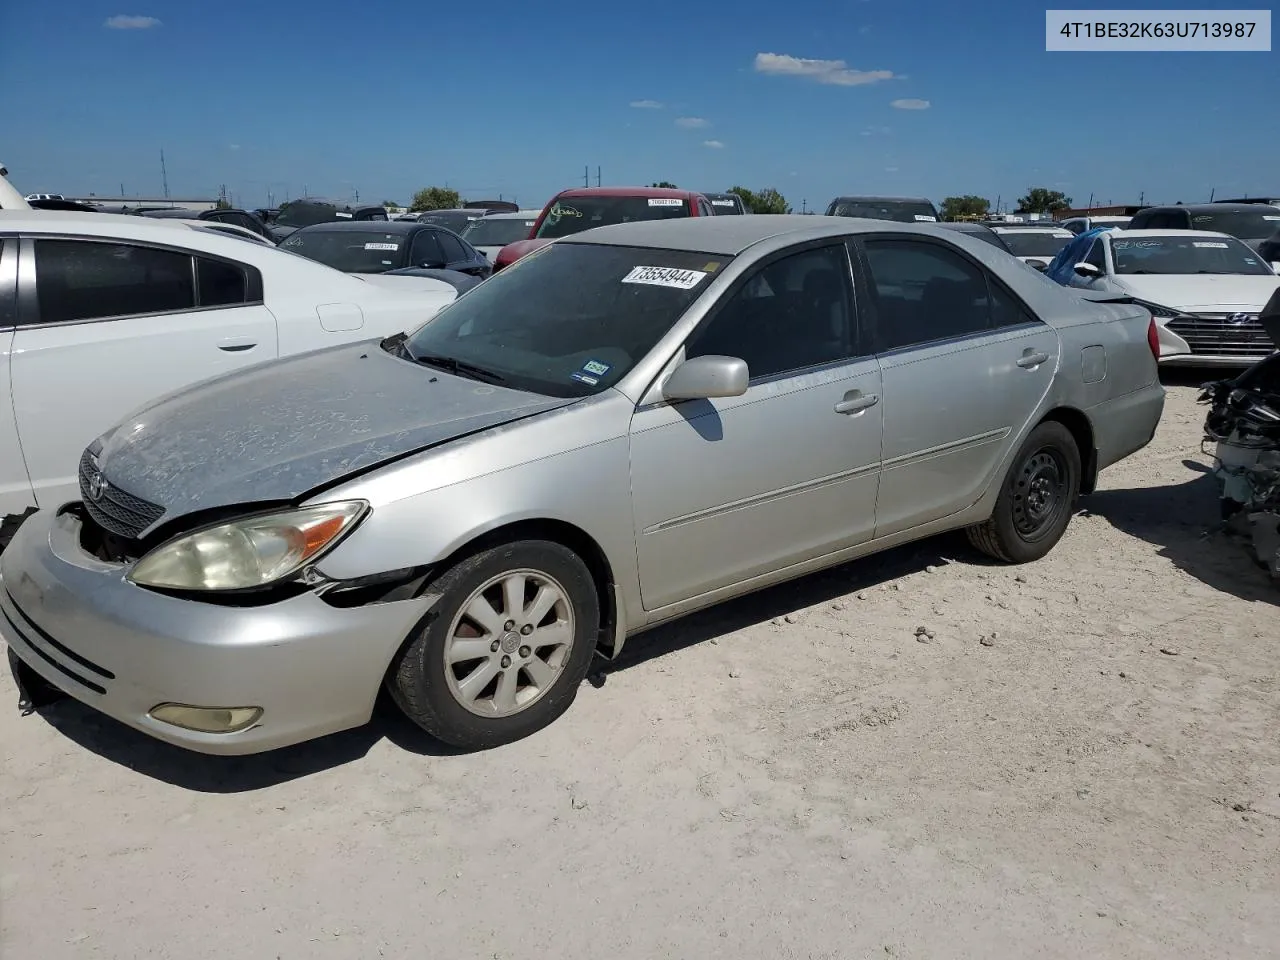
[
  {"left": 835, "top": 391, "right": 879, "bottom": 414},
  {"left": 218, "top": 341, "right": 257, "bottom": 353},
  {"left": 1016, "top": 350, "right": 1050, "bottom": 368}
]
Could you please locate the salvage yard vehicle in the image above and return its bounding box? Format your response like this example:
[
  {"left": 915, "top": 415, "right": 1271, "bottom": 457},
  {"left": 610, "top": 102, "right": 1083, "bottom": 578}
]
[
  {"left": 460, "top": 210, "right": 542, "bottom": 262},
  {"left": 825, "top": 195, "right": 940, "bottom": 223},
  {"left": 491, "top": 186, "right": 714, "bottom": 273},
  {"left": 1, "top": 215, "right": 1165, "bottom": 755},
  {"left": 1057, "top": 228, "right": 1280, "bottom": 366},
  {"left": 267, "top": 198, "right": 390, "bottom": 243},
  {"left": 0, "top": 210, "right": 459, "bottom": 547},
  {"left": 1126, "top": 203, "right": 1280, "bottom": 251},
  {"left": 279, "top": 220, "right": 491, "bottom": 279},
  {"left": 990, "top": 224, "right": 1075, "bottom": 271},
  {"left": 135, "top": 206, "right": 273, "bottom": 241},
  {"left": 1200, "top": 285, "right": 1280, "bottom": 578},
  {"left": 703, "top": 192, "right": 748, "bottom": 215}
]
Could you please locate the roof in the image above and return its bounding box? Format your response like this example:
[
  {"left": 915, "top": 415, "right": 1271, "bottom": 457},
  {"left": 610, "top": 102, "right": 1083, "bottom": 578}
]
[
  {"left": 1100, "top": 228, "right": 1237, "bottom": 239},
  {"left": 1137, "top": 203, "right": 1269, "bottom": 213},
  {"left": 938, "top": 221, "right": 999, "bottom": 233},
  {"left": 551, "top": 186, "right": 702, "bottom": 200},
  {"left": 476, "top": 209, "right": 542, "bottom": 220},
  {"left": 829, "top": 195, "right": 933, "bottom": 203},
  {"left": 992, "top": 225, "right": 1074, "bottom": 236},
  {"left": 560, "top": 214, "right": 949, "bottom": 256},
  {"left": 0, "top": 209, "right": 283, "bottom": 249}
]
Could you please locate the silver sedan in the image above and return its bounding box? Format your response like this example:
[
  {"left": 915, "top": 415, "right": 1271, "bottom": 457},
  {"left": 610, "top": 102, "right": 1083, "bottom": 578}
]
[{"left": 1, "top": 215, "right": 1166, "bottom": 754}]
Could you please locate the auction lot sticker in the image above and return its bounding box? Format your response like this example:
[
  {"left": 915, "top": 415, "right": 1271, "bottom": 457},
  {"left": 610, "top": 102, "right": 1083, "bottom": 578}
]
[
  {"left": 1045, "top": 9, "right": 1271, "bottom": 50},
  {"left": 622, "top": 266, "right": 708, "bottom": 289}
]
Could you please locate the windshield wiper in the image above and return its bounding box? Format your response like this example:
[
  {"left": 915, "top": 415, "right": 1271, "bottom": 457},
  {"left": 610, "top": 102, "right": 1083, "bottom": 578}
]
[{"left": 413, "top": 353, "right": 509, "bottom": 385}]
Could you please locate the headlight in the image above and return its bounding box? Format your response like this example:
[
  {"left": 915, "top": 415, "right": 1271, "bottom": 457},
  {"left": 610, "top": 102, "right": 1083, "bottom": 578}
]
[{"left": 128, "top": 501, "right": 367, "bottom": 591}]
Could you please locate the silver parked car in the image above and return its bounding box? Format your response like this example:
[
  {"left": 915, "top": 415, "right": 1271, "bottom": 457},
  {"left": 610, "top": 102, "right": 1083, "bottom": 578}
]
[{"left": 1, "top": 216, "right": 1166, "bottom": 755}]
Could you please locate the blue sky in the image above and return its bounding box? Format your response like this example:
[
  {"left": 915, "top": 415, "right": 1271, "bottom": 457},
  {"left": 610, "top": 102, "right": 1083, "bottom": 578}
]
[{"left": 0, "top": 0, "right": 1274, "bottom": 211}]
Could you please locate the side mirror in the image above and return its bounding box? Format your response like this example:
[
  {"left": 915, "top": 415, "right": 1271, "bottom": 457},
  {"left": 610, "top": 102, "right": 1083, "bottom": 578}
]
[
  {"left": 662, "top": 355, "right": 749, "bottom": 401},
  {"left": 1073, "top": 262, "right": 1101, "bottom": 279}
]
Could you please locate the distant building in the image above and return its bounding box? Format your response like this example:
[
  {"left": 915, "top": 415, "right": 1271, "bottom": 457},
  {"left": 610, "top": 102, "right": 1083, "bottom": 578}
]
[
  {"left": 67, "top": 196, "right": 221, "bottom": 212},
  {"left": 1057, "top": 204, "right": 1145, "bottom": 218}
]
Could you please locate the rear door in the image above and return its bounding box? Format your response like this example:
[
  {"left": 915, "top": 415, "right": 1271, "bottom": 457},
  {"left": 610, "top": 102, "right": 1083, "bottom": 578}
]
[
  {"left": 11, "top": 236, "right": 279, "bottom": 508},
  {"left": 852, "top": 234, "right": 1059, "bottom": 538}
]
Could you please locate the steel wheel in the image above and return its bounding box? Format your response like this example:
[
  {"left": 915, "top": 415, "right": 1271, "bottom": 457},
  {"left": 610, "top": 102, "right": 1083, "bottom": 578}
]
[
  {"left": 1011, "top": 447, "right": 1069, "bottom": 541},
  {"left": 442, "top": 568, "right": 576, "bottom": 718}
]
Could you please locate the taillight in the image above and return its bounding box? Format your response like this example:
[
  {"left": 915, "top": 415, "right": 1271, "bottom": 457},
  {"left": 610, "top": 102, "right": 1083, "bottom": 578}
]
[{"left": 1146, "top": 316, "right": 1160, "bottom": 360}]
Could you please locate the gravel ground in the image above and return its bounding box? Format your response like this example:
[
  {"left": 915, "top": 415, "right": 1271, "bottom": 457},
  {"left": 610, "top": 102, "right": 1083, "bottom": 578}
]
[{"left": 3, "top": 380, "right": 1278, "bottom": 960}]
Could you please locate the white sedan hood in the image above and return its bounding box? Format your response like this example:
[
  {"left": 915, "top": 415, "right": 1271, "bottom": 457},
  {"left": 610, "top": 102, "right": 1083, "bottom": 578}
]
[{"left": 1115, "top": 274, "right": 1280, "bottom": 312}]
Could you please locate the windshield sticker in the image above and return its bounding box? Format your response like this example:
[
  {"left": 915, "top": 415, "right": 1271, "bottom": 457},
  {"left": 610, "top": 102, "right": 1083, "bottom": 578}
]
[
  {"left": 701, "top": 261, "right": 721, "bottom": 272},
  {"left": 365, "top": 242, "right": 399, "bottom": 250},
  {"left": 570, "top": 371, "right": 599, "bottom": 386},
  {"left": 621, "top": 265, "right": 709, "bottom": 289},
  {"left": 712, "top": 200, "right": 735, "bottom": 206},
  {"left": 524, "top": 221, "right": 536, "bottom": 226},
  {"left": 648, "top": 198, "right": 683, "bottom": 207},
  {"left": 1245, "top": 258, "right": 1258, "bottom": 264},
  {"left": 545, "top": 203, "right": 582, "bottom": 226},
  {"left": 1193, "top": 241, "right": 1229, "bottom": 248},
  {"left": 581, "top": 359, "right": 611, "bottom": 377},
  {"left": 335, "top": 211, "right": 354, "bottom": 218},
  {"left": 913, "top": 214, "right": 938, "bottom": 221}
]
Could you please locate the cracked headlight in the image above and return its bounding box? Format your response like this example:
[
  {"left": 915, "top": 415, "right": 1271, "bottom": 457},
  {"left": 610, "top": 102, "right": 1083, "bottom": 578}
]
[{"left": 128, "top": 501, "right": 367, "bottom": 591}]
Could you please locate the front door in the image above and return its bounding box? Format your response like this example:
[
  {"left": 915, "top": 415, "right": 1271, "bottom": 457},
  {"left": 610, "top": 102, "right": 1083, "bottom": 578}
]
[
  {"left": 855, "top": 236, "right": 1059, "bottom": 538},
  {"left": 12, "top": 236, "right": 278, "bottom": 508},
  {"left": 629, "top": 242, "right": 884, "bottom": 611}
]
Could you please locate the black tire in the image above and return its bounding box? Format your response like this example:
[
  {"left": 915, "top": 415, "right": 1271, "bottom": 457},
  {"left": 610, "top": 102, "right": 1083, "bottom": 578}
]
[
  {"left": 386, "top": 539, "right": 600, "bottom": 750},
  {"left": 966, "top": 421, "right": 1081, "bottom": 563}
]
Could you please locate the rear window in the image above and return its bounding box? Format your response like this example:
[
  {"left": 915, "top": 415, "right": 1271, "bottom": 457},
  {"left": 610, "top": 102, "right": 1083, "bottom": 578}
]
[
  {"left": 534, "top": 196, "right": 692, "bottom": 239},
  {"left": 998, "top": 231, "right": 1074, "bottom": 258},
  {"left": 705, "top": 194, "right": 745, "bottom": 215},
  {"left": 275, "top": 202, "right": 354, "bottom": 228},
  {"left": 828, "top": 198, "right": 939, "bottom": 223},
  {"left": 279, "top": 229, "right": 407, "bottom": 273},
  {"left": 417, "top": 211, "right": 480, "bottom": 233},
  {"left": 462, "top": 217, "right": 537, "bottom": 247},
  {"left": 1191, "top": 209, "right": 1280, "bottom": 240}
]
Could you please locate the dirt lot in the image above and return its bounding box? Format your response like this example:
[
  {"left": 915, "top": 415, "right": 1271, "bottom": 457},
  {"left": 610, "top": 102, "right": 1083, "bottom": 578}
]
[{"left": 2, "top": 379, "right": 1278, "bottom": 960}]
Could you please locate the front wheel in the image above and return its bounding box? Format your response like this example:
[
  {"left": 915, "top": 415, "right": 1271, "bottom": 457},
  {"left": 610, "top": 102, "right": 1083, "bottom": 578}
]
[
  {"left": 966, "top": 421, "right": 1081, "bottom": 563},
  {"left": 386, "top": 539, "right": 600, "bottom": 750}
]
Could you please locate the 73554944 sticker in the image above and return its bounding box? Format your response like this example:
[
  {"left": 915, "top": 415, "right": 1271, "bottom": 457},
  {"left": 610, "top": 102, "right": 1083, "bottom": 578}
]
[{"left": 621, "top": 265, "right": 708, "bottom": 289}]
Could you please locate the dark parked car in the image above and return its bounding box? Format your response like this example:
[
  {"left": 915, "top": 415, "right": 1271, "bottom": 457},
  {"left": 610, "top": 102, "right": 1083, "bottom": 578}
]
[
  {"left": 1126, "top": 203, "right": 1280, "bottom": 250},
  {"left": 414, "top": 208, "right": 492, "bottom": 234},
  {"left": 826, "top": 195, "right": 940, "bottom": 223},
  {"left": 1258, "top": 225, "right": 1280, "bottom": 265},
  {"left": 135, "top": 206, "right": 272, "bottom": 240},
  {"left": 278, "top": 220, "right": 491, "bottom": 278},
  {"left": 464, "top": 199, "right": 519, "bottom": 212},
  {"left": 935, "top": 221, "right": 1014, "bottom": 253},
  {"left": 26, "top": 198, "right": 102, "bottom": 212},
  {"left": 269, "top": 199, "right": 390, "bottom": 242},
  {"left": 253, "top": 207, "right": 281, "bottom": 224},
  {"left": 703, "top": 192, "right": 747, "bottom": 215}
]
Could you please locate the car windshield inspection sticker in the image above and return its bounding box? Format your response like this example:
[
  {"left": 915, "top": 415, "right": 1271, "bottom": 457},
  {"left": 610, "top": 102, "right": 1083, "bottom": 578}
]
[
  {"left": 581, "top": 359, "right": 611, "bottom": 376},
  {"left": 364, "top": 242, "right": 399, "bottom": 250},
  {"left": 913, "top": 214, "right": 938, "bottom": 221},
  {"left": 1193, "top": 241, "right": 1230, "bottom": 248},
  {"left": 648, "top": 198, "right": 683, "bottom": 206},
  {"left": 335, "top": 211, "right": 353, "bottom": 218},
  {"left": 712, "top": 199, "right": 735, "bottom": 206},
  {"left": 569, "top": 371, "right": 599, "bottom": 385},
  {"left": 621, "top": 266, "right": 708, "bottom": 289}
]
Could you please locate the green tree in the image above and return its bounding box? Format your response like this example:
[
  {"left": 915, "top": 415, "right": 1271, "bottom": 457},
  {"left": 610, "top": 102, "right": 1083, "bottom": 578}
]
[
  {"left": 650, "top": 181, "right": 678, "bottom": 188},
  {"left": 727, "top": 186, "right": 792, "bottom": 214},
  {"left": 940, "top": 195, "right": 990, "bottom": 221},
  {"left": 1016, "top": 187, "right": 1071, "bottom": 214},
  {"left": 381, "top": 199, "right": 401, "bottom": 209},
  {"left": 409, "top": 186, "right": 462, "bottom": 212},
  {"left": 213, "top": 198, "right": 231, "bottom": 210}
]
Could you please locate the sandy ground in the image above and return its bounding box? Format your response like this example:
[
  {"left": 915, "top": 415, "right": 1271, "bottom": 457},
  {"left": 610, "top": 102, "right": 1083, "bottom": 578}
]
[{"left": 2, "top": 379, "right": 1278, "bottom": 960}]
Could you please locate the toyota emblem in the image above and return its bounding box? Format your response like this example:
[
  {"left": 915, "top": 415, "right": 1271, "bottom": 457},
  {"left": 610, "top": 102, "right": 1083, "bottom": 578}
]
[{"left": 86, "top": 470, "right": 107, "bottom": 502}]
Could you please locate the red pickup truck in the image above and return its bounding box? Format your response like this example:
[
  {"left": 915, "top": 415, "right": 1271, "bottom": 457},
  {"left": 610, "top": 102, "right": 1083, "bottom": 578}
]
[{"left": 492, "top": 186, "right": 716, "bottom": 273}]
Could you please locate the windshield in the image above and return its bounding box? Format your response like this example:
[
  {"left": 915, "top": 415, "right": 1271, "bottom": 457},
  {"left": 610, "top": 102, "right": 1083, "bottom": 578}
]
[
  {"left": 534, "top": 196, "right": 691, "bottom": 239},
  {"left": 946, "top": 227, "right": 1009, "bottom": 250},
  {"left": 275, "top": 202, "right": 353, "bottom": 228},
  {"left": 462, "top": 216, "right": 536, "bottom": 247},
  {"left": 417, "top": 210, "right": 479, "bottom": 233},
  {"left": 1111, "top": 235, "right": 1274, "bottom": 276},
  {"left": 998, "top": 231, "right": 1074, "bottom": 258},
  {"left": 400, "top": 242, "right": 729, "bottom": 397},
  {"left": 278, "top": 229, "right": 407, "bottom": 273},
  {"left": 830, "top": 199, "right": 938, "bottom": 222},
  {"left": 706, "top": 194, "right": 744, "bottom": 215},
  {"left": 1190, "top": 210, "right": 1280, "bottom": 240}
]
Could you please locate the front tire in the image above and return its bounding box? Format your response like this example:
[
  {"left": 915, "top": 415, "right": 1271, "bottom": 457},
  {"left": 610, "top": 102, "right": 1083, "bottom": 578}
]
[
  {"left": 387, "top": 539, "right": 600, "bottom": 750},
  {"left": 966, "top": 421, "right": 1081, "bottom": 563}
]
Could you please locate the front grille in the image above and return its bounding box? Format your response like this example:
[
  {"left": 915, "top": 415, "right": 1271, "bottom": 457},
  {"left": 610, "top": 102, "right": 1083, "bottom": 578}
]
[
  {"left": 78, "top": 450, "right": 164, "bottom": 540},
  {"left": 1167, "top": 313, "right": 1278, "bottom": 359}
]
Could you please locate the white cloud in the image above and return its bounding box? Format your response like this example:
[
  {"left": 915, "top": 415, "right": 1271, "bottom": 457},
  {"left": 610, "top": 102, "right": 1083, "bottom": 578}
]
[
  {"left": 675, "top": 116, "right": 708, "bottom": 128},
  {"left": 753, "top": 52, "right": 896, "bottom": 86},
  {"left": 104, "top": 14, "right": 161, "bottom": 28},
  {"left": 890, "top": 98, "right": 930, "bottom": 110},
  {"left": 629, "top": 99, "right": 663, "bottom": 109},
  {"left": 703, "top": 139, "right": 725, "bottom": 149}
]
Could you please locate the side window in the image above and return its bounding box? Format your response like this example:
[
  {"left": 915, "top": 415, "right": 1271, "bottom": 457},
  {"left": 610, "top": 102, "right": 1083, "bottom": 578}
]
[
  {"left": 362, "top": 209, "right": 389, "bottom": 222},
  {"left": 196, "top": 257, "right": 249, "bottom": 306},
  {"left": 1084, "top": 239, "right": 1107, "bottom": 270},
  {"left": 410, "top": 230, "right": 445, "bottom": 266},
  {"left": 438, "top": 231, "right": 468, "bottom": 263},
  {"left": 33, "top": 239, "right": 195, "bottom": 325},
  {"left": 861, "top": 239, "right": 992, "bottom": 351},
  {"left": 989, "top": 278, "right": 1040, "bottom": 328},
  {"left": 685, "top": 244, "right": 855, "bottom": 380}
]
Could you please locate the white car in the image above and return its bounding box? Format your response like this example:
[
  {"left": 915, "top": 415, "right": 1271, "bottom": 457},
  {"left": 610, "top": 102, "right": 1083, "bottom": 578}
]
[
  {"left": 0, "top": 210, "right": 458, "bottom": 539},
  {"left": 1063, "top": 228, "right": 1280, "bottom": 366},
  {"left": 990, "top": 225, "right": 1076, "bottom": 271},
  {"left": 460, "top": 209, "right": 542, "bottom": 262},
  {"left": 1060, "top": 215, "right": 1131, "bottom": 235}
]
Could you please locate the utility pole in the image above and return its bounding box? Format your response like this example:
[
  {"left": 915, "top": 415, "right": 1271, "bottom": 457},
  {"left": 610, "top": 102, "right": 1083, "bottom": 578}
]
[
  {"left": 596, "top": 166, "right": 601, "bottom": 187},
  {"left": 584, "top": 165, "right": 589, "bottom": 188},
  {"left": 353, "top": 186, "right": 359, "bottom": 203},
  {"left": 160, "top": 149, "right": 170, "bottom": 200},
  {"left": 994, "top": 194, "right": 1001, "bottom": 215},
  {"left": 1138, "top": 191, "right": 1144, "bottom": 205},
  {"left": 801, "top": 198, "right": 807, "bottom": 213},
  {"left": 1209, "top": 187, "right": 1215, "bottom": 202},
  {"left": 1086, "top": 192, "right": 1094, "bottom": 211}
]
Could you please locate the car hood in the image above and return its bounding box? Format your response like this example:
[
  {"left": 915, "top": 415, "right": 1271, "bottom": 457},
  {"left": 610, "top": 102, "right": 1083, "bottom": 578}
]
[
  {"left": 1114, "top": 274, "right": 1280, "bottom": 311},
  {"left": 94, "top": 341, "right": 579, "bottom": 526}
]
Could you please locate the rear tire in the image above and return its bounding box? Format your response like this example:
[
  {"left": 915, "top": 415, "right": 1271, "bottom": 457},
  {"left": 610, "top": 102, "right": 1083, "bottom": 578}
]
[
  {"left": 966, "top": 421, "right": 1081, "bottom": 564},
  {"left": 386, "top": 539, "right": 600, "bottom": 750}
]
